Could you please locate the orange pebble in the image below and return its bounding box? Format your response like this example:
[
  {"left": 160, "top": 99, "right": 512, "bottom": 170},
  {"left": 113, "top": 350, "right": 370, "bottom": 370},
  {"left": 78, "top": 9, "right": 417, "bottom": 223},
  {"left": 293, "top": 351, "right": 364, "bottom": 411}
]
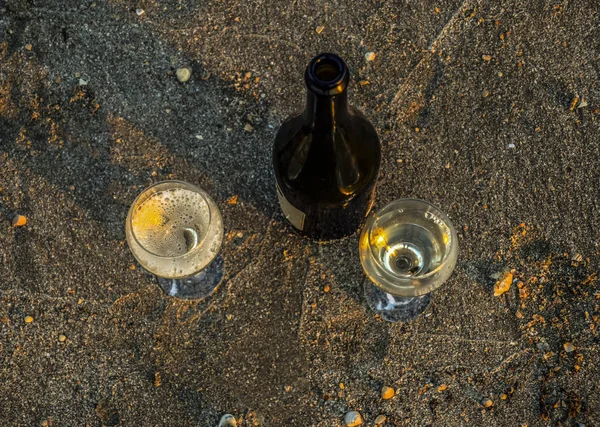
[{"left": 12, "top": 215, "right": 27, "bottom": 227}]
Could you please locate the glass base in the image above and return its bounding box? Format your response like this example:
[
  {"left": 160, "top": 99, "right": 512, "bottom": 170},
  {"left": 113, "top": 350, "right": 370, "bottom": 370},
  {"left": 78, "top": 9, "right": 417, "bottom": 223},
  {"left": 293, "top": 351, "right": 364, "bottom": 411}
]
[
  {"left": 363, "top": 279, "right": 431, "bottom": 322},
  {"left": 157, "top": 256, "right": 224, "bottom": 300}
]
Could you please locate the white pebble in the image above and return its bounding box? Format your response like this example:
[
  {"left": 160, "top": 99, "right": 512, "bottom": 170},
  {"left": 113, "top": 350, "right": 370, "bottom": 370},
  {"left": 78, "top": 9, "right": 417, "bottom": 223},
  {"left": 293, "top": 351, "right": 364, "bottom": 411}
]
[
  {"left": 345, "top": 411, "right": 363, "bottom": 426},
  {"left": 365, "top": 52, "right": 376, "bottom": 61},
  {"left": 507, "top": 143, "right": 515, "bottom": 149},
  {"left": 176, "top": 68, "right": 191, "bottom": 83},
  {"left": 136, "top": 8, "right": 144, "bottom": 15},
  {"left": 218, "top": 414, "right": 236, "bottom": 427}
]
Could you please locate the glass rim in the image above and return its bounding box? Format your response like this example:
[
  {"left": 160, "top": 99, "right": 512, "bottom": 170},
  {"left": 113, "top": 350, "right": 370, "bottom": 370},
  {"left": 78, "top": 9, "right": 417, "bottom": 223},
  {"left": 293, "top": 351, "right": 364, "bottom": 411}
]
[
  {"left": 127, "top": 180, "right": 214, "bottom": 260},
  {"left": 365, "top": 198, "right": 458, "bottom": 282}
]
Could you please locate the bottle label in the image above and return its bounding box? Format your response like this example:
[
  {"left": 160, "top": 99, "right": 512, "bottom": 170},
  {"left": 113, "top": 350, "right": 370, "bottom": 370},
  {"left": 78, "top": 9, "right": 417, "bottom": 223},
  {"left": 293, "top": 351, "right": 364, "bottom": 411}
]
[{"left": 276, "top": 183, "right": 305, "bottom": 231}]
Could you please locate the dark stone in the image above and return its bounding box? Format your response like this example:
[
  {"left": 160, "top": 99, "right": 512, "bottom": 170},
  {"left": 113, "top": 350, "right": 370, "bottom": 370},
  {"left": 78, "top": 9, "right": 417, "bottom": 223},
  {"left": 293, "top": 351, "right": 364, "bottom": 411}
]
[{"left": 95, "top": 399, "right": 119, "bottom": 427}]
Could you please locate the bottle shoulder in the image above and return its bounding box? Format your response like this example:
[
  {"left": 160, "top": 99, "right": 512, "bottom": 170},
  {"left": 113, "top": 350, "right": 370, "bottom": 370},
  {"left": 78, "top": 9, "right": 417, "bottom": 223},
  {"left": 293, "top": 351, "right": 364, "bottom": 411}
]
[
  {"left": 272, "top": 108, "right": 381, "bottom": 204},
  {"left": 273, "top": 114, "right": 305, "bottom": 147},
  {"left": 274, "top": 108, "right": 380, "bottom": 148}
]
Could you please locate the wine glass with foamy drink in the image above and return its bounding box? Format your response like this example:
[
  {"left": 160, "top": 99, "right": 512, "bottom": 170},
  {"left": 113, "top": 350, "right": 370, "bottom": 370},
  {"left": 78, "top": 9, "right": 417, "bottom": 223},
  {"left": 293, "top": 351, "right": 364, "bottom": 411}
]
[{"left": 126, "top": 181, "right": 224, "bottom": 299}]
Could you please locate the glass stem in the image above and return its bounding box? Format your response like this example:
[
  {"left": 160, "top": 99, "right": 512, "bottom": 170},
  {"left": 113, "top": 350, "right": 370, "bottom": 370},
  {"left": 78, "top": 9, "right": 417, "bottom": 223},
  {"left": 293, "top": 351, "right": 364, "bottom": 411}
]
[
  {"left": 156, "top": 255, "right": 224, "bottom": 300},
  {"left": 363, "top": 279, "right": 431, "bottom": 322}
]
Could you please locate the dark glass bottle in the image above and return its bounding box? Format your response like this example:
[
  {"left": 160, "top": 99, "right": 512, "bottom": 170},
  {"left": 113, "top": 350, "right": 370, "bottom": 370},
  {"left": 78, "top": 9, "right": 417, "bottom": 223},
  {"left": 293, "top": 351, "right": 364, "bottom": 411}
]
[{"left": 273, "top": 53, "right": 381, "bottom": 240}]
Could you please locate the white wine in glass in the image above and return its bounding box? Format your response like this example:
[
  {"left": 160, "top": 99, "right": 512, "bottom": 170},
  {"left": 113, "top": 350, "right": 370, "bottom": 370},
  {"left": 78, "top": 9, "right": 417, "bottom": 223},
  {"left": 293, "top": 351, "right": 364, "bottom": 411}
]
[
  {"left": 359, "top": 199, "right": 458, "bottom": 322},
  {"left": 126, "top": 181, "right": 224, "bottom": 299}
]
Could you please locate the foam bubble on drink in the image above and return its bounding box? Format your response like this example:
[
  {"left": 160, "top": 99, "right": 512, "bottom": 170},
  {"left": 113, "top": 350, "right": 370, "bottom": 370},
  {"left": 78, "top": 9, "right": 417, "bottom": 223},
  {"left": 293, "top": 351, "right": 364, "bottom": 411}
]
[{"left": 131, "top": 188, "right": 210, "bottom": 258}]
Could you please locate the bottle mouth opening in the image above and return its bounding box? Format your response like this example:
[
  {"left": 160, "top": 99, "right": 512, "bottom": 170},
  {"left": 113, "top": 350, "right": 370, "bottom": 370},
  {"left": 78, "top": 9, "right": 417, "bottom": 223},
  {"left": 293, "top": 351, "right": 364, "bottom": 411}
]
[
  {"left": 313, "top": 58, "right": 343, "bottom": 83},
  {"left": 306, "top": 53, "right": 348, "bottom": 95}
]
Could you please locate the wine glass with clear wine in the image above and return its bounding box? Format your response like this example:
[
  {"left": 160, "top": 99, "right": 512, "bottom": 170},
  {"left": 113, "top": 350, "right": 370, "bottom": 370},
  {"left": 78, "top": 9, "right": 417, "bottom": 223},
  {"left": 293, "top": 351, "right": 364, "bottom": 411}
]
[
  {"left": 359, "top": 199, "right": 458, "bottom": 322},
  {"left": 125, "top": 180, "right": 224, "bottom": 300}
]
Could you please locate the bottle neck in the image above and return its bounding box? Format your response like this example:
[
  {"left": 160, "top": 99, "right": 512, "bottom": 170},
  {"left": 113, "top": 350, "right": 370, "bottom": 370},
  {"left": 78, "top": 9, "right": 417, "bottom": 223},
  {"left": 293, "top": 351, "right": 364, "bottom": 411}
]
[
  {"left": 304, "top": 90, "right": 349, "bottom": 130},
  {"left": 302, "top": 53, "right": 350, "bottom": 131}
]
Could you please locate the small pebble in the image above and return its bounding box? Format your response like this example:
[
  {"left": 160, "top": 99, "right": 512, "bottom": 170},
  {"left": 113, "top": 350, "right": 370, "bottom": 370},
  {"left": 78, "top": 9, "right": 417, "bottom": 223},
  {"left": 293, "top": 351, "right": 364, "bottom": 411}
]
[
  {"left": 25, "top": 316, "right": 34, "bottom": 323},
  {"left": 564, "top": 342, "right": 575, "bottom": 353},
  {"left": 537, "top": 341, "right": 550, "bottom": 352},
  {"left": 344, "top": 411, "right": 363, "bottom": 427},
  {"left": 315, "top": 25, "right": 325, "bottom": 34},
  {"left": 78, "top": 78, "right": 88, "bottom": 86},
  {"left": 12, "top": 214, "right": 27, "bottom": 227},
  {"left": 59, "top": 335, "right": 66, "bottom": 342},
  {"left": 494, "top": 271, "right": 513, "bottom": 296},
  {"left": 381, "top": 385, "right": 395, "bottom": 400},
  {"left": 324, "top": 284, "right": 330, "bottom": 293},
  {"left": 218, "top": 414, "right": 237, "bottom": 427},
  {"left": 437, "top": 384, "right": 447, "bottom": 392},
  {"left": 374, "top": 415, "right": 387, "bottom": 426},
  {"left": 482, "top": 398, "right": 493, "bottom": 408},
  {"left": 482, "top": 54, "right": 491, "bottom": 61},
  {"left": 570, "top": 96, "right": 579, "bottom": 111},
  {"left": 176, "top": 67, "right": 191, "bottom": 83},
  {"left": 507, "top": 143, "right": 515, "bottom": 149},
  {"left": 195, "top": 135, "right": 204, "bottom": 140},
  {"left": 244, "top": 124, "right": 254, "bottom": 133},
  {"left": 500, "top": 393, "right": 508, "bottom": 400},
  {"left": 365, "top": 52, "right": 376, "bottom": 61},
  {"left": 25, "top": 43, "right": 32, "bottom": 51},
  {"left": 135, "top": 8, "right": 144, "bottom": 15}
]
